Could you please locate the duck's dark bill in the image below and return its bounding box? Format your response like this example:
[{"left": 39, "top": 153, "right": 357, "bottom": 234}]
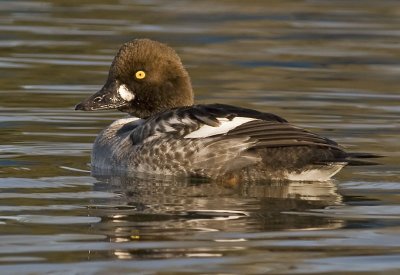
[{"left": 75, "top": 80, "right": 133, "bottom": 111}]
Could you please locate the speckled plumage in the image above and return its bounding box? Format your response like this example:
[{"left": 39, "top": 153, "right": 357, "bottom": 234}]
[
  {"left": 92, "top": 105, "right": 257, "bottom": 178},
  {"left": 76, "top": 39, "right": 379, "bottom": 181},
  {"left": 91, "top": 104, "right": 352, "bottom": 181}
]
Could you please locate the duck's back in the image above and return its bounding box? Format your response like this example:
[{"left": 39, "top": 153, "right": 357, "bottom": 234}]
[{"left": 91, "top": 104, "right": 352, "bottom": 181}]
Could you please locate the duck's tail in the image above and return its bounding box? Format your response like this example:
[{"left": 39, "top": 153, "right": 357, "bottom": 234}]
[{"left": 346, "top": 152, "right": 383, "bottom": 166}]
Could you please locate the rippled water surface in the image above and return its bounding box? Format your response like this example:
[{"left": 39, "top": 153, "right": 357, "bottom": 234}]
[{"left": 0, "top": 1, "right": 399, "bottom": 274}]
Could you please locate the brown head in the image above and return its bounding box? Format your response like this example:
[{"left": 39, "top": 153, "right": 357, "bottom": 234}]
[{"left": 75, "top": 39, "right": 194, "bottom": 118}]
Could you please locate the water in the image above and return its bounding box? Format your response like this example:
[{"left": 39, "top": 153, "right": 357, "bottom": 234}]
[{"left": 0, "top": 0, "right": 399, "bottom": 274}]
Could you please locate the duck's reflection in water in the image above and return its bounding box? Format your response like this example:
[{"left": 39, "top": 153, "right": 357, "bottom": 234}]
[
  {"left": 90, "top": 173, "right": 344, "bottom": 260},
  {"left": 92, "top": 172, "right": 342, "bottom": 226}
]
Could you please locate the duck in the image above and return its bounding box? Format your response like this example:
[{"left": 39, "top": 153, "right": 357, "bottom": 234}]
[{"left": 75, "top": 38, "right": 377, "bottom": 182}]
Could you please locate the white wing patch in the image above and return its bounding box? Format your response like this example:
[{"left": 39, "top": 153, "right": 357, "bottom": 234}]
[{"left": 184, "top": 117, "right": 257, "bottom": 138}]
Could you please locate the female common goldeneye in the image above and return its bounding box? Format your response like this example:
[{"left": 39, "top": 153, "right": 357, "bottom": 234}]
[{"left": 75, "top": 39, "right": 377, "bottom": 182}]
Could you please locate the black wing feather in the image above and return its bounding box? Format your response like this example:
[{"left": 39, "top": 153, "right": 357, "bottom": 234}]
[
  {"left": 200, "top": 104, "right": 287, "bottom": 123},
  {"left": 127, "top": 104, "right": 380, "bottom": 169},
  {"left": 130, "top": 104, "right": 287, "bottom": 144},
  {"left": 226, "top": 119, "right": 340, "bottom": 150},
  {"left": 130, "top": 104, "right": 344, "bottom": 153}
]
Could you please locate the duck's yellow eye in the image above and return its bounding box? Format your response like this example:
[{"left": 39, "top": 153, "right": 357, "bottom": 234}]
[{"left": 135, "top": 70, "right": 146, "bottom": 79}]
